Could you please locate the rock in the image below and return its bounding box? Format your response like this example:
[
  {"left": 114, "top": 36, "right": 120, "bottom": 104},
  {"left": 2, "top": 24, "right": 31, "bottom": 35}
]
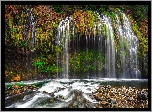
[
  {"left": 69, "top": 105, "right": 73, "bottom": 108},
  {"left": 137, "top": 94, "right": 148, "bottom": 100},
  {"left": 117, "top": 88, "right": 121, "bottom": 92},
  {"left": 132, "top": 95, "right": 137, "bottom": 99},
  {"left": 93, "top": 94, "right": 102, "bottom": 101},
  {"left": 33, "top": 87, "right": 38, "bottom": 91},
  {"left": 127, "top": 97, "right": 133, "bottom": 102},
  {"left": 92, "top": 86, "right": 148, "bottom": 108},
  {"left": 100, "top": 100, "right": 108, "bottom": 105},
  {"left": 145, "top": 89, "right": 148, "bottom": 92},
  {"left": 106, "top": 104, "right": 111, "bottom": 108},
  {"left": 49, "top": 92, "right": 55, "bottom": 97},
  {"left": 124, "top": 93, "right": 129, "bottom": 97},
  {"left": 144, "top": 100, "right": 148, "bottom": 108},
  {"left": 9, "top": 87, "right": 14, "bottom": 90},
  {"left": 56, "top": 95, "right": 64, "bottom": 100},
  {"left": 28, "top": 85, "right": 33, "bottom": 90},
  {"left": 110, "top": 98, "right": 116, "bottom": 104},
  {"left": 43, "top": 91, "right": 48, "bottom": 94},
  {"left": 86, "top": 88, "right": 91, "bottom": 91},
  {"left": 109, "top": 91, "right": 115, "bottom": 96},
  {"left": 112, "top": 104, "right": 118, "bottom": 108},
  {"left": 49, "top": 98, "right": 54, "bottom": 103},
  {"left": 107, "top": 85, "right": 111, "bottom": 89},
  {"left": 5, "top": 90, "right": 35, "bottom": 107},
  {"left": 106, "top": 94, "right": 111, "bottom": 99},
  {"left": 98, "top": 85, "right": 105, "bottom": 92},
  {"left": 96, "top": 105, "right": 103, "bottom": 108}
]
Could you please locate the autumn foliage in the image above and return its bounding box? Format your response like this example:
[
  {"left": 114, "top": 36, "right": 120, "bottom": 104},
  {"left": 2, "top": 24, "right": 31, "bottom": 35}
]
[
  {"left": 5, "top": 5, "right": 148, "bottom": 82},
  {"left": 73, "top": 10, "right": 97, "bottom": 34},
  {"left": 11, "top": 74, "right": 20, "bottom": 82}
]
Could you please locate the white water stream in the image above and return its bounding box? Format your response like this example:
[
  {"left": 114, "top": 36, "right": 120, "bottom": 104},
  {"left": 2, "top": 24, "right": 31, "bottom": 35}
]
[{"left": 6, "top": 79, "right": 148, "bottom": 108}]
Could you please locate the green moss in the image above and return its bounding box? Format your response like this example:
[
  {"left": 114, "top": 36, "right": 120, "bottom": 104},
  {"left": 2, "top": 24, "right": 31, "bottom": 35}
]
[{"left": 51, "top": 5, "right": 63, "bottom": 13}]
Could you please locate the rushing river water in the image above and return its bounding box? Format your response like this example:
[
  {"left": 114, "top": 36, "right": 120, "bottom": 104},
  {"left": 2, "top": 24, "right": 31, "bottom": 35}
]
[{"left": 5, "top": 79, "right": 148, "bottom": 108}]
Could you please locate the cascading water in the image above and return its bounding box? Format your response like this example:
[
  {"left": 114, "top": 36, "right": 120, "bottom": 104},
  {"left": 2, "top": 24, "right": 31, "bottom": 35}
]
[
  {"left": 22, "top": 8, "right": 36, "bottom": 75},
  {"left": 56, "top": 11, "right": 140, "bottom": 79},
  {"left": 56, "top": 17, "right": 74, "bottom": 79},
  {"left": 30, "top": 8, "right": 36, "bottom": 51},
  {"left": 23, "top": 8, "right": 36, "bottom": 49},
  {"left": 100, "top": 15, "right": 116, "bottom": 78},
  {"left": 115, "top": 13, "right": 140, "bottom": 78}
]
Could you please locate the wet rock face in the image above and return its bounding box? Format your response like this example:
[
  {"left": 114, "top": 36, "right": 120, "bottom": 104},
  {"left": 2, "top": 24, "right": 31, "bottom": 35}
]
[{"left": 92, "top": 85, "right": 148, "bottom": 108}]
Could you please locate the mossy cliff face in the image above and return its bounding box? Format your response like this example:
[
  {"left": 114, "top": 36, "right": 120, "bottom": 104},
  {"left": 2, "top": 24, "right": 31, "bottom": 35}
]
[{"left": 5, "top": 5, "right": 148, "bottom": 81}]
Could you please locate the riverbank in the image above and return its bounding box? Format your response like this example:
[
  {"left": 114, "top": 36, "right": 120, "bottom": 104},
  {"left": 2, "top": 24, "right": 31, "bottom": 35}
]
[
  {"left": 92, "top": 85, "right": 148, "bottom": 108},
  {"left": 5, "top": 83, "right": 148, "bottom": 108}
]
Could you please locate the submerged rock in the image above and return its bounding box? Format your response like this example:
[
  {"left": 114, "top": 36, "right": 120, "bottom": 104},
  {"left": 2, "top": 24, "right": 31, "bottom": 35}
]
[
  {"left": 43, "top": 91, "right": 48, "bottom": 94},
  {"left": 49, "top": 98, "right": 55, "bottom": 103},
  {"left": 49, "top": 92, "right": 55, "bottom": 97}
]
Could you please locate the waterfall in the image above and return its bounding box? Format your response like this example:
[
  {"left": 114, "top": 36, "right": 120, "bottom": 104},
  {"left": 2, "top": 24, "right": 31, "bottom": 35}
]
[
  {"left": 100, "top": 15, "right": 116, "bottom": 78},
  {"left": 23, "top": 8, "right": 36, "bottom": 49},
  {"left": 56, "top": 11, "right": 139, "bottom": 79},
  {"left": 115, "top": 13, "right": 139, "bottom": 78},
  {"left": 22, "top": 8, "right": 36, "bottom": 76},
  {"left": 30, "top": 8, "right": 36, "bottom": 51},
  {"left": 56, "top": 17, "right": 73, "bottom": 78}
]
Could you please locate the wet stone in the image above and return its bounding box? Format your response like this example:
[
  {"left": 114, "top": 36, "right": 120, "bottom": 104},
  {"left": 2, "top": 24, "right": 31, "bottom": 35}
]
[
  {"left": 112, "top": 104, "right": 118, "bottom": 108},
  {"left": 132, "top": 87, "right": 136, "bottom": 89},
  {"left": 93, "top": 94, "right": 102, "bottom": 101},
  {"left": 106, "top": 94, "right": 111, "bottom": 99},
  {"left": 107, "top": 85, "right": 111, "bottom": 89},
  {"left": 56, "top": 95, "right": 64, "bottom": 100},
  {"left": 43, "top": 91, "right": 48, "bottom": 94},
  {"left": 49, "top": 98, "right": 55, "bottom": 103},
  {"left": 124, "top": 93, "right": 129, "bottom": 97},
  {"left": 49, "top": 92, "right": 55, "bottom": 97},
  {"left": 95, "top": 104, "right": 103, "bottom": 108},
  {"left": 92, "top": 85, "right": 148, "bottom": 108},
  {"left": 137, "top": 94, "right": 148, "bottom": 100},
  {"left": 110, "top": 98, "right": 116, "bottom": 104},
  {"left": 100, "top": 100, "right": 108, "bottom": 105}
]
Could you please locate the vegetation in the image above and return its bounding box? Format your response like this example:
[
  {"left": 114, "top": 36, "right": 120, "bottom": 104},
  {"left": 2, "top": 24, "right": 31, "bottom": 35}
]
[
  {"left": 69, "top": 50, "right": 105, "bottom": 74},
  {"left": 5, "top": 5, "right": 148, "bottom": 82}
]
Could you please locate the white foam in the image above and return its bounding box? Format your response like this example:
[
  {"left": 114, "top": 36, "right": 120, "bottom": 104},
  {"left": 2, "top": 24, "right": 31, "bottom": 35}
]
[
  {"left": 55, "top": 79, "right": 78, "bottom": 82},
  {"left": 71, "top": 81, "right": 99, "bottom": 94},
  {"left": 16, "top": 93, "right": 49, "bottom": 108},
  {"left": 38, "top": 81, "right": 64, "bottom": 93},
  {"left": 64, "top": 93, "right": 74, "bottom": 102},
  {"left": 54, "top": 88, "right": 70, "bottom": 98}
]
